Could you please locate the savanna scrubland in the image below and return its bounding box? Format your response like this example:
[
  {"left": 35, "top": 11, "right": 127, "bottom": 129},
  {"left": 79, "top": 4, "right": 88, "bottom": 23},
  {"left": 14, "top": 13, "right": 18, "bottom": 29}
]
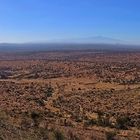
[{"left": 0, "top": 50, "right": 140, "bottom": 140}]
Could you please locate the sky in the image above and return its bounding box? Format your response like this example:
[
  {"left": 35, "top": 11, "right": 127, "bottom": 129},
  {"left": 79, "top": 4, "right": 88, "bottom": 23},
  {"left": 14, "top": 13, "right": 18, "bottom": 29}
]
[{"left": 0, "top": 0, "right": 140, "bottom": 44}]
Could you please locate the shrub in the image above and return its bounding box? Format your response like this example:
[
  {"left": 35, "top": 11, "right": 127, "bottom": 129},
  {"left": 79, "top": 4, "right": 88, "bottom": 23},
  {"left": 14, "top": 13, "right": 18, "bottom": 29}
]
[
  {"left": 54, "top": 130, "right": 65, "bottom": 140},
  {"left": 31, "top": 111, "right": 40, "bottom": 127},
  {"left": 116, "top": 116, "right": 131, "bottom": 129},
  {"left": 106, "top": 131, "right": 116, "bottom": 140},
  {"left": 97, "top": 113, "right": 110, "bottom": 127},
  {"left": 0, "top": 137, "right": 4, "bottom": 140},
  {"left": 31, "top": 111, "right": 40, "bottom": 120},
  {"left": 84, "top": 119, "right": 97, "bottom": 126},
  {"left": 36, "top": 99, "right": 45, "bottom": 106},
  {"left": 45, "top": 85, "right": 54, "bottom": 97}
]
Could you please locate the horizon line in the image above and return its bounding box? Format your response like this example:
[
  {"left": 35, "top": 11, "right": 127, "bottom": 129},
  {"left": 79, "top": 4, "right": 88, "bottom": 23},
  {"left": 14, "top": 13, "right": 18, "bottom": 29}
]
[{"left": 0, "top": 42, "right": 140, "bottom": 46}]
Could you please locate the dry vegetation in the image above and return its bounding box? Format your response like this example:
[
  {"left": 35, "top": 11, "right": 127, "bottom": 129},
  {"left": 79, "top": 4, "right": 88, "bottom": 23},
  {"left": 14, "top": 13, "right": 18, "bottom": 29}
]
[{"left": 0, "top": 50, "right": 140, "bottom": 140}]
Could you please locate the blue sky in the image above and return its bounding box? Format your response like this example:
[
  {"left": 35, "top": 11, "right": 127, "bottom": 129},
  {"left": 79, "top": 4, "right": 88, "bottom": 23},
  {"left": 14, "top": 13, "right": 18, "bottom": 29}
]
[{"left": 0, "top": 0, "right": 140, "bottom": 44}]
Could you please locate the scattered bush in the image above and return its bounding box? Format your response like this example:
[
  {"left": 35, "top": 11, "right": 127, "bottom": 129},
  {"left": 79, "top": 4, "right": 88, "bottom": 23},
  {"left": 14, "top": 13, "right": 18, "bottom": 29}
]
[
  {"left": 97, "top": 113, "right": 110, "bottom": 127},
  {"left": 31, "top": 111, "right": 40, "bottom": 127},
  {"left": 45, "top": 85, "right": 54, "bottom": 97},
  {"left": 54, "top": 130, "right": 65, "bottom": 140},
  {"left": 116, "top": 116, "right": 131, "bottom": 129},
  {"left": 106, "top": 131, "right": 116, "bottom": 140},
  {"left": 36, "top": 99, "right": 45, "bottom": 106},
  {"left": 84, "top": 119, "right": 97, "bottom": 126}
]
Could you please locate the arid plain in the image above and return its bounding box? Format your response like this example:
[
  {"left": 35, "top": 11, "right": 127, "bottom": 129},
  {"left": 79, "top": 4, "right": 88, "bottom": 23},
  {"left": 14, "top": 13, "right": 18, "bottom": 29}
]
[{"left": 0, "top": 50, "right": 140, "bottom": 140}]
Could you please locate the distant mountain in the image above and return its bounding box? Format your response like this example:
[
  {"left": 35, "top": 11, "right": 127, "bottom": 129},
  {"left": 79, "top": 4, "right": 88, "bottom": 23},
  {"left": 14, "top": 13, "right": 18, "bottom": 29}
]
[
  {"left": 0, "top": 42, "right": 139, "bottom": 52},
  {"left": 80, "top": 36, "right": 125, "bottom": 44},
  {"left": 51, "top": 36, "right": 126, "bottom": 44},
  {"left": 0, "top": 36, "right": 139, "bottom": 52}
]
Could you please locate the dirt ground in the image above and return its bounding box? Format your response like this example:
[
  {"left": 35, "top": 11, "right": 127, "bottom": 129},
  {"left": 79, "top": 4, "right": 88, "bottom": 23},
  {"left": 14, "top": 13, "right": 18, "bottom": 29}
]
[{"left": 0, "top": 50, "right": 140, "bottom": 140}]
